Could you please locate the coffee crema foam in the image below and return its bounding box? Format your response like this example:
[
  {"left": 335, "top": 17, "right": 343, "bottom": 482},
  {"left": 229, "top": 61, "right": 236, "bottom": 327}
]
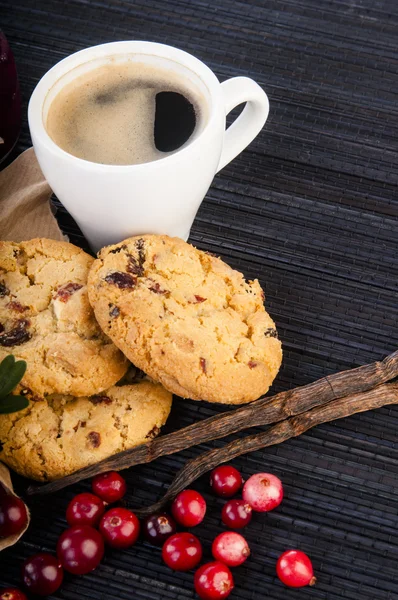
[{"left": 45, "top": 61, "right": 207, "bottom": 165}]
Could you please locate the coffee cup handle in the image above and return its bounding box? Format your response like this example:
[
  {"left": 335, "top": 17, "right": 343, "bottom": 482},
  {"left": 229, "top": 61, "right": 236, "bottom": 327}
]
[{"left": 216, "top": 77, "right": 269, "bottom": 173}]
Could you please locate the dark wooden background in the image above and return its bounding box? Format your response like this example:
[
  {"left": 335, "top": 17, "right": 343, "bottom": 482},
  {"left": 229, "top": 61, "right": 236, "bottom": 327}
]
[{"left": 1, "top": 0, "right": 397, "bottom": 598}]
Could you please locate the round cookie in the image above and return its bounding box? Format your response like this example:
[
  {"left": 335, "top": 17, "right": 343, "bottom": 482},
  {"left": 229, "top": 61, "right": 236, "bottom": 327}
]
[
  {"left": 88, "top": 235, "right": 282, "bottom": 404},
  {"left": 0, "top": 381, "right": 172, "bottom": 481},
  {"left": 0, "top": 238, "right": 128, "bottom": 397}
]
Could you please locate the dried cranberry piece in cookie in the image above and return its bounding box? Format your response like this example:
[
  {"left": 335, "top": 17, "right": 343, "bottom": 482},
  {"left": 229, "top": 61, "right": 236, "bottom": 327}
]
[
  {"left": 0, "top": 319, "right": 31, "bottom": 347},
  {"left": 87, "top": 432, "right": 101, "bottom": 448},
  {"left": 109, "top": 304, "right": 120, "bottom": 318},
  {"left": 0, "top": 282, "right": 9, "bottom": 297},
  {"left": 192, "top": 295, "right": 207, "bottom": 303},
  {"left": 54, "top": 283, "right": 83, "bottom": 302},
  {"left": 146, "top": 425, "right": 160, "bottom": 439},
  {"left": 20, "top": 387, "right": 43, "bottom": 402},
  {"left": 264, "top": 328, "right": 278, "bottom": 338},
  {"left": 127, "top": 255, "right": 144, "bottom": 277},
  {"left": 127, "top": 238, "right": 146, "bottom": 276},
  {"left": 109, "top": 244, "right": 127, "bottom": 254},
  {"left": 89, "top": 395, "right": 112, "bottom": 405},
  {"left": 105, "top": 272, "right": 136, "bottom": 289},
  {"left": 6, "top": 301, "right": 29, "bottom": 313},
  {"left": 147, "top": 280, "right": 169, "bottom": 295}
]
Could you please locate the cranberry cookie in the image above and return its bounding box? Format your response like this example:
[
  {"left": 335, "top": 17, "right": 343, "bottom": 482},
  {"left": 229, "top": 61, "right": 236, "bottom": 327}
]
[
  {"left": 0, "top": 239, "right": 128, "bottom": 396},
  {"left": 88, "top": 235, "right": 282, "bottom": 404},
  {"left": 0, "top": 381, "right": 172, "bottom": 481}
]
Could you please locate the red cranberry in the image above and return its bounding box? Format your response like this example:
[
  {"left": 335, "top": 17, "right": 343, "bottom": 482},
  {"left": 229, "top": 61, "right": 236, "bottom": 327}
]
[
  {"left": 0, "top": 494, "right": 28, "bottom": 537},
  {"left": 92, "top": 471, "right": 126, "bottom": 503},
  {"left": 212, "top": 531, "right": 250, "bottom": 567},
  {"left": 162, "top": 532, "right": 202, "bottom": 571},
  {"left": 171, "top": 489, "right": 206, "bottom": 527},
  {"left": 194, "top": 561, "right": 234, "bottom": 600},
  {"left": 210, "top": 466, "right": 243, "bottom": 498},
  {"left": 21, "top": 553, "right": 63, "bottom": 596},
  {"left": 276, "top": 549, "right": 316, "bottom": 587},
  {"left": 57, "top": 525, "right": 104, "bottom": 575},
  {"left": 99, "top": 507, "right": 140, "bottom": 549},
  {"left": 66, "top": 492, "right": 105, "bottom": 527},
  {"left": 221, "top": 500, "right": 252, "bottom": 528},
  {"left": 242, "top": 472, "right": 283, "bottom": 512},
  {"left": 0, "top": 589, "right": 27, "bottom": 600},
  {"left": 143, "top": 512, "right": 177, "bottom": 546}
]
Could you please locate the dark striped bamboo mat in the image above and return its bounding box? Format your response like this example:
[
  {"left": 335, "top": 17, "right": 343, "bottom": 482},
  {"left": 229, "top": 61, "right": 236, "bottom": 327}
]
[{"left": 1, "top": 0, "right": 397, "bottom": 598}]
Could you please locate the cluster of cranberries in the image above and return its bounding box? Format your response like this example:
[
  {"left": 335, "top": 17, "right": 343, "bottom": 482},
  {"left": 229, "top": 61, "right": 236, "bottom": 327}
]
[
  {"left": 0, "top": 467, "right": 316, "bottom": 599},
  {"left": 0, "top": 472, "right": 129, "bottom": 598}
]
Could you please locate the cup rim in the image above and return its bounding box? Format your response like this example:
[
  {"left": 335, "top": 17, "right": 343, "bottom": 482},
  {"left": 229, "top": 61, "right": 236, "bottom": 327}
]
[{"left": 28, "top": 40, "right": 223, "bottom": 171}]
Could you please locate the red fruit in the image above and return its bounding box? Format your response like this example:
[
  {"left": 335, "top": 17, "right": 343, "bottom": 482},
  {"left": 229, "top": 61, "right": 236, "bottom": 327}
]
[
  {"left": 242, "top": 473, "right": 283, "bottom": 512},
  {"left": 0, "top": 589, "right": 27, "bottom": 600},
  {"left": 66, "top": 492, "right": 105, "bottom": 527},
  {"left": 57, "top": 525, "right": 104, "bottom": 575},
  {"left": 194, "top": 562, "right": 234, "bottom": 600},
  {"left": 162, "top": 532, "right": 202, "bottom": 571},
  {"left": 21, "top": 553, "right": 63, "bottom": 596},
  {"left": 212, "top": 531, "right": 250, "bottom": 567},
  {"left": 221, "top": 500, "right": 252, "bottom": 529},
  {"left": 171, "top": 489, "right": 206, "bottom": 527},
  {"left": 99, "top": 507, "right": 140, "bottom": 549},
  {"left": 143, "top": 512, "right": 177, "bottom": 546},
  {"left": 276, "top": 549, "right": 316, "bottom": 588},
  {"left": 210, "top": 466, "right": 243, "bottom": 498},
  {"left": 92, "top": 471, "right": 126, "bottom": 503},
  {"left": 0, "top": 494, "right": 28, "bottom": 537}
]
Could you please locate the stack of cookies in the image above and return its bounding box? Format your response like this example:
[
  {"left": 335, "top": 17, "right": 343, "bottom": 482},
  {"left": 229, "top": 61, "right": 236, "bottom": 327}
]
[{"left": 0, "top": 236, "right": 282, "bottom": 481}]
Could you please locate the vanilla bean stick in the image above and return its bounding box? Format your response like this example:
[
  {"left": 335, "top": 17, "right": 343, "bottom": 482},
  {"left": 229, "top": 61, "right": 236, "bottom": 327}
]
[
  {"left": 133, "top": 382, "right": 398, "bottom": 516},
  {"left": 28, "top": 350, "right": 398, "bottom": 495}
]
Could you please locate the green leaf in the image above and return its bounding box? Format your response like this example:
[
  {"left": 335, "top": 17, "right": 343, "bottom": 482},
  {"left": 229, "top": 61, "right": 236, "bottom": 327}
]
[
  {"left": 0, "top": 358, "right": 27, "bottom": 400},
  {"left": 0, "top": 394, "right": 29, "bottom": 414},
  {"left": 0, "top": 355, "right": 16, "bottom": 387}
]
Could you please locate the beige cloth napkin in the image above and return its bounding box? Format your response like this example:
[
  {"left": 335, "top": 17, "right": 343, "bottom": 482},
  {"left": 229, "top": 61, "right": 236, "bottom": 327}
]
[{"left": 0, "top": 147, "right": 65, "bottom": 241}]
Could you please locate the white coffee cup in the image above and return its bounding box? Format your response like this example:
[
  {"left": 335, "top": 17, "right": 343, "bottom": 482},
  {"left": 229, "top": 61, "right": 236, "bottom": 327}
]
[{"left": 29, "top": 41, "right": 269, "bottom": 252}]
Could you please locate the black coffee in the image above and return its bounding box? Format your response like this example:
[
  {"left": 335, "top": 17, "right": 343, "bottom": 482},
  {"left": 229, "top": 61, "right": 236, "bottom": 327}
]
[
  {"left": 46, "top": 61, "right": 206, "bottom": 165},
  {"left": 155, "top": 91, "right": 196, "bottom": 152}
]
